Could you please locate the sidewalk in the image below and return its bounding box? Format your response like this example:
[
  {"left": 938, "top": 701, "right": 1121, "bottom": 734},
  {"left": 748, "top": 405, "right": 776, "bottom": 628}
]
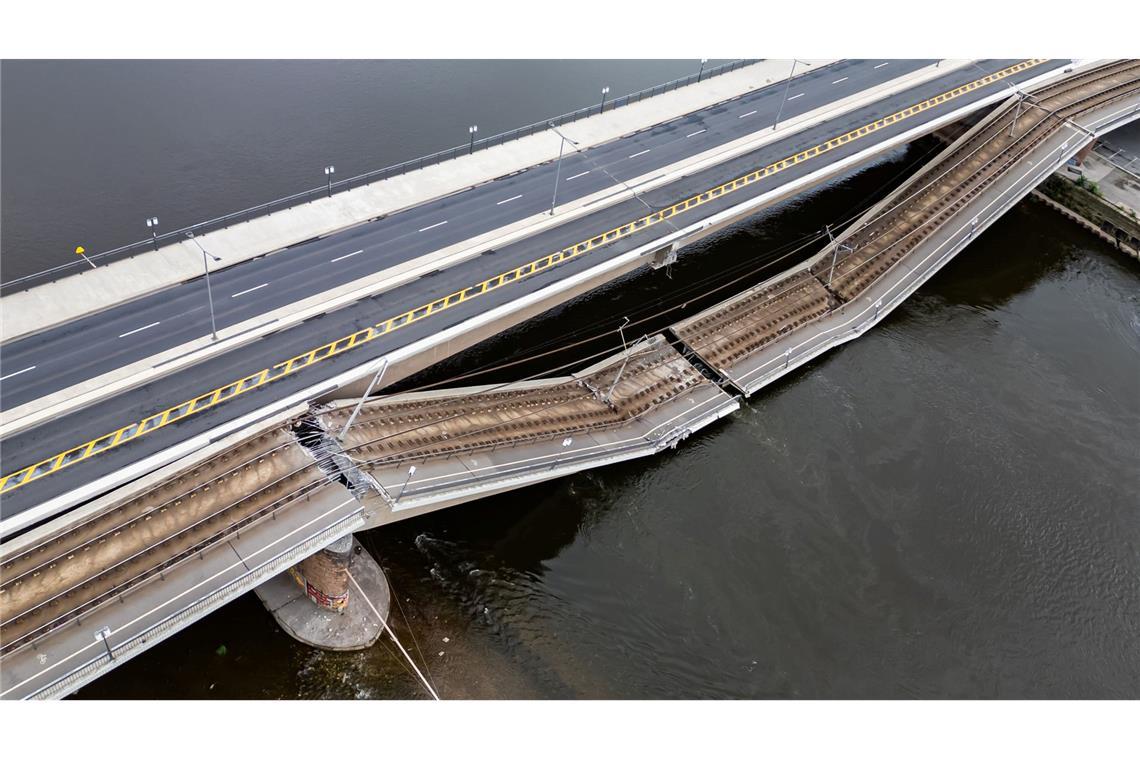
[{"left": 3, "top": 59, "right": 839, "bottom": 342}]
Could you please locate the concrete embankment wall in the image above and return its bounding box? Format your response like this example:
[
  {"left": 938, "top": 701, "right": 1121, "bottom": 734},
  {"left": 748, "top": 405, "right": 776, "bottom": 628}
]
[{"left": 1033, "top": 174, "right": 1140, "bottom": 260}]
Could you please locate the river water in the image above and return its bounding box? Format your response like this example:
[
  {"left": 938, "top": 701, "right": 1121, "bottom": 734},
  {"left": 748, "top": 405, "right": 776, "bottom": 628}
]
[{"left": 3, "top": 62, "right": 1137, "bottom": 699}]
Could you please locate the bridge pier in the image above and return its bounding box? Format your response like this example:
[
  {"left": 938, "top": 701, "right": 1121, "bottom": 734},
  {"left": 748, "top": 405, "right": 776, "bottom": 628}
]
[{"left": 254, "top": 535, "right": 390, "bottom": 651}]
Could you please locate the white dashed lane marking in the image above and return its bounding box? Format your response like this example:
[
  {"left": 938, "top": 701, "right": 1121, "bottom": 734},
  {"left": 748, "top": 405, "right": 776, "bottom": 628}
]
[
  {"left": 418, "top": 220, "right": 448, "bottom": 233},
  {"left": 874, "top": 62, "right": 890, "bottom": 69},
  {"left": 331, "top": 250, "right": 363, "bottom": 263},
  {"left": 686, "top": 129, "right": 706, "bottom": 138},
  {"left": 496, "top": 194, "right": 523, "bottom": 205},
  {"left": 0, "top": 366, "right": 36, "bottom": 381},
  {"left": 739, "top": 110, "right": 757, "bottom": 119},
  {"left": 566, "top": 170, "right": 590, "bottom": 180},
  {"left": 118, "top": 322, "right": 160, "bottom": 338},
  {"left": 628, "top": 149, "right": 651, "bottom": 159},
  {"left": 230, "top": 283, "right": 268, "bottom": 298},
  {"left": 788, "top": 93, "right": 804, "bottom": 101},
  {"left": 832, "top": 77, "right": 849, "bottom": 84}
]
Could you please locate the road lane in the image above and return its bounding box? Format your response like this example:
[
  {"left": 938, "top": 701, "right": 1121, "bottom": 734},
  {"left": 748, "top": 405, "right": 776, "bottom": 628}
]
[
  {"left": 1, "top": 59, "right": 936, "bottom": 409},
  {"left": 0, "top": 60, "right": 1060, "bottom": 519}
]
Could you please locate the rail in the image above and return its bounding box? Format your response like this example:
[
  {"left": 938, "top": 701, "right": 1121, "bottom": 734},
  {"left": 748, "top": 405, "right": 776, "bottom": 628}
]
[{"left": 0, "top": 59, "right": 1046, "bottom": 500}]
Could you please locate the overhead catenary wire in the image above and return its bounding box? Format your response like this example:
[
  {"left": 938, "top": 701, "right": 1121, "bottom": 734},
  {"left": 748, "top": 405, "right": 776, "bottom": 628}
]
[
  {"left": 330, "top": 85, "right": 1105, "bottom": 467},
  {"left": 347, "top": 569, "right": 441, "bottom": 701}
]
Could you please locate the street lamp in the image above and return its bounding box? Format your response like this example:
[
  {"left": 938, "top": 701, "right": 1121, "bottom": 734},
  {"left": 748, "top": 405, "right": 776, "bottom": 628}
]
[
  {"left": 186, "top": 231, "right": 222, "bottom": 341},
  {"left": 75, "top": 245, "right": 96, "bottom": 269},
  {"left": 396, "top": 465, "right": 417, "bottom": 503},
  {"left": 324, "top": 165, "right": 335, "bottom": 198},
  {"left": 773, "top": 59, "right": 803, "bottom": 132},
  {"left": 468, "top": 125, "right": 478, "bottom": 154},
  {"left": 698, "top": 58, "right": 708, "bottom": 82},
  {"left": 548, "top": 121, "right": 580, "bottom": 215},
  {"left": 146, "top": 216, "right": 159, "bottom": 251},
  {"left": 599, "top": 86, "right": 610, "bottom": 114}
]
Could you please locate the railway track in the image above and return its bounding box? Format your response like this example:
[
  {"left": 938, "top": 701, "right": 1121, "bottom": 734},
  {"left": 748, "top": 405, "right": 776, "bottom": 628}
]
[
  {"left": 676, "top": 60, "right": 1140, "bottom": 376},
  {"left": 820, "top": 59, "right": 1140, "bottom": 301},
  {"left": 5, "top": 62, "right": 1136, "bottom": 667},
  {"left": 0, "top": 427, "right": 323, "bottom": 656},
  {"left": 327, "top": 339, "right": 708, "bottom": 467}
]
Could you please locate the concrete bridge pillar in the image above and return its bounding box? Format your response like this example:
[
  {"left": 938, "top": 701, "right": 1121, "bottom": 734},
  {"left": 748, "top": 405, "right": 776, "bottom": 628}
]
[
  {"left": 288, "top": 534, "right": 353, "bottom": 610},
  {"left": 1074, "top": 140, "right": 1097, "bottom": 166},
  {"left": 255, "top": 535, "right": 391, "bottom": 651}
]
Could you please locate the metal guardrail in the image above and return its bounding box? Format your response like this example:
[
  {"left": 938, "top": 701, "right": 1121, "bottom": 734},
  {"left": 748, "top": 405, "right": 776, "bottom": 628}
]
[{"left": 1, "top": 59, "right": 759, "bottom": 294}]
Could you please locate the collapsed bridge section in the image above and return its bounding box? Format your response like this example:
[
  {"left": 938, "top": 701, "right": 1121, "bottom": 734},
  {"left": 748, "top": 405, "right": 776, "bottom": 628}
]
[
  {"left": 673, "top": 60, "right": 1140, "bottom": 396},
  {"left": 319, "top": 335, "right": 739, "bottom": 525}
]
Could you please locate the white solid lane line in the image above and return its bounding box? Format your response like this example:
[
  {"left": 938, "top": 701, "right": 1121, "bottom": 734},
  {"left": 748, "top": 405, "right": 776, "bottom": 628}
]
[
  {"left": 628, "top": 149, "right": 651, "bottom": 159},
  {"left": 739, "top": 110, "right": 758, "bottom": 119},
  {"left": 832, "top": 77, "right": 849, "bottom": 84},
  {"left": 0, "top": 365, "right": 36, "bottom": 381},
  {"left": 418, "top": 220, "right": 448, "bottom": 232},
  {"left": 231, "top": 283, "right": 269, "bottom": 298},
  {"left": 874, "top": 62, "right": 890, "bottom": 69},
  {"left": 331, "top": 250, "right": 363, "bottom": 263},
  {"left": 496, "top": 194, "right": 523, "bottom": 205},
  {"left": 686, "top": 129, "right": 706, "bottom": 138},
  {"left": 118, "top": 321, "right": 161, "bottom": 339},
  {"left": 566, "top": 170, "right": 590, "bottom": 180},
  {"left": 788, "top": 93, "right": 804, "bottom": 101}
]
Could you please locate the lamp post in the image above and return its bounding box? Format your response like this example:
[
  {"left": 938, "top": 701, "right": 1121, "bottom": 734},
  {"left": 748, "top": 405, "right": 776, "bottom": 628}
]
[
  {"left": 600, "top": 86, "right": 610, "bottom": 114},
  {"left": 698, "top": 58, "right": 708, "bottom": 82},
  {"left": 186, "top": 231, "right": 222, "bottom": 341},
  {"left": 773, "top": 59, "right": 802, "bottom": 132},
  {"left": 75, "top": 245, "right": 96, "bottom": 269},
  {"left": 396, "top": 465, "right": 417, "bottom": 503},
  {"left": 324, "top": 165, "right": 335, "bottom": 198},
  {"left": 548, "top": 121, "right": 579, "bottom": 215},
  {"left": 146, "top": 216, "right": 159, "bottom": 251},
  {"left": 468, "top": 125, "right": 478, "bottom": 154}
]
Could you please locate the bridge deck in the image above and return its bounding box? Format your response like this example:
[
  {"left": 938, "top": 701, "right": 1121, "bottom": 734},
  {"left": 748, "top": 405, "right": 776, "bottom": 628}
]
[{"left": 674, "top": 61, "right": 1140, "bottom": 397}]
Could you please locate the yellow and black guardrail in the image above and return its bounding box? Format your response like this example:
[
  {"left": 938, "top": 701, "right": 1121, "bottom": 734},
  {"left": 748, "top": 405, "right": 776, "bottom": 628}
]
[{"left": 0, "top": 59, "right": 1045, "bottom": 497}]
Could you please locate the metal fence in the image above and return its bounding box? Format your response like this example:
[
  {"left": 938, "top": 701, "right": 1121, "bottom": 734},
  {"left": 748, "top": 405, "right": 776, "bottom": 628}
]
[{"left": 3, "top": 59, "right": 759, "bottom": 294}]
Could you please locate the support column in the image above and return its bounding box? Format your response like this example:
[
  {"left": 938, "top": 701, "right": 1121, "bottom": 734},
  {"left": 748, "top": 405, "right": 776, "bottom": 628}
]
[
  {"left": 255, "top": 536, "right": 390, "bottom": 651},
  {"left": 1074, "top": 140, "right": 1097, "bottom": 166},
  {"left": 289, "top": 534, "right": 353, "bottom": 610}
]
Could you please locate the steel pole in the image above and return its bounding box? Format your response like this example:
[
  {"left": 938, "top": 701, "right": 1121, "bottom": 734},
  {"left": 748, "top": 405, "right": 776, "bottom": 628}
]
[
  {"left": 550, "top": 135, "right": 566, "bottom": 215},
  {"left": 202, "top": 247, "right": 218, "bottom": 340},
  {"left": 1009, "top": 94, "right": 1023, "bottom": 138},
  {"left": 396, "top": 466, "right": 416, "bottom": 503},
  {"left": 339, "top": 359, "right": 388, "bottom": 441},
  {"left": 825, "top": 224, "right": 839, "bottom": 285},
  {"left": 773, "top": 59, "right": 797, "bottom": 131}
]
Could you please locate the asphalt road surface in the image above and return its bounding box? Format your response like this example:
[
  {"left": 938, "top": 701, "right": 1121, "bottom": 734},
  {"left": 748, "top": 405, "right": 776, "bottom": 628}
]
[
  {"left": 0, "top": 59, "right": 934, "bottom": 408},
  {"left": 0, "top": 60, "right": 1062, "bottom": 520}
]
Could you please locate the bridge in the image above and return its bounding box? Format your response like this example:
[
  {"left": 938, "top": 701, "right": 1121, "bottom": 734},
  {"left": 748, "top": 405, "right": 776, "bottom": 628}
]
[{"left": 3, "top": 58, "right": 1138, "bottom": 699}]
